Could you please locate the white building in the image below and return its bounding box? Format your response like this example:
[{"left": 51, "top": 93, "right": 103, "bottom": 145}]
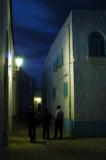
[
  {"left": 44, "top": 10, "right": 106, "bottom": 137},
  {"left": 0, "top": 0, "right": 14, "bottom": 148}
]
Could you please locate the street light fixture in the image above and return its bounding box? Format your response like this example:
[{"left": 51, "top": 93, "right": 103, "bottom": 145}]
[
  {"left": 34, "top": 97, "right": 42, "bottom": 103},
  {"left": 15, "top": 57, "right": 23, "bottom": 70}
]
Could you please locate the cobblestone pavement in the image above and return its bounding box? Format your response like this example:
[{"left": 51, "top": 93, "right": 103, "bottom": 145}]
[{"left": 1, "top": 126, "right": 106, "bottom": 160}]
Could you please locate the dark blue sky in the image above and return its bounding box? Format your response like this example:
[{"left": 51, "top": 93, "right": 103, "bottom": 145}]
[{"left": 12, "top": 0, "right": 106, "bottom": 87}]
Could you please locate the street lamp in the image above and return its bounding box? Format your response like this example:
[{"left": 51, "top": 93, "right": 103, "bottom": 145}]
[
  {"left": 34, "top": 97, "right": 42, "bottom": 112},
  {"left": 15, "top": 57, "right": 23, "bottom": 70},
  {"left": 34, "top": 97, "right": 42, "bottom": 103}
]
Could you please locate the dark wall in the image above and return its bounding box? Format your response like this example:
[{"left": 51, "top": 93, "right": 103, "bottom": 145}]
[{"left": 16, "top": 68, "right": 36, "bottom": 120}]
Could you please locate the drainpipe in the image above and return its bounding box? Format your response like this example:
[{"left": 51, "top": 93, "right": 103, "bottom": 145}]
[{"left": 68, "top": 22, "right": 74, "bottom": 138}]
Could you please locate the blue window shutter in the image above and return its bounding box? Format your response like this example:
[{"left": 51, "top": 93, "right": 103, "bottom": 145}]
[
  {"left": 56, "top": 56, "right": 59, "bottom": 68},
  {"left": 53, "top": 48, "right": 63, "bottom": 72},
  {"left": 53, "top": 87, "right": 56, "bottom": 99},
  {"left": 59, "top": 53, "right": 63, "bottom": 67},
  {"left": 63, "top": 82, "right": 68, "bottom": 97},
  {"left": 53, "top": 59, "right": 57, "bottom": 72},
  {"left": 56, "top": 54, "right": 63, "bottom": 68}
]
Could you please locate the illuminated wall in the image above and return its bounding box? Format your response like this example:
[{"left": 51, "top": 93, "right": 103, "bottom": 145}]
[
  {"left": 6, "top": 0, "right": 14, "bottom": 140},
  {"left": 0, "top": 0, "right": 8, "bottom": 147},
  {"left": 44, "top": 10, "right": 106, "bottom": 137},
  {"left": 72, "top": 11, "right": 106, "bottom": 137},
  {"left": 44, "top": 12, "right": 73, "bottom": 136},
  {"left": 0, "top": 0, "right": 14, "bottom": 148}
]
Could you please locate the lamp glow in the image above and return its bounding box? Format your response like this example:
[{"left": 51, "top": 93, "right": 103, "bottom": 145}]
[
  {"left": 15, "top": 57, "right": 23, "bottom": 68},
  {"left": 34, "top": 97, "right": 42, "bottom": 103}
]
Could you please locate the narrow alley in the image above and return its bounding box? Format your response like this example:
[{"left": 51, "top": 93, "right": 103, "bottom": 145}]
[{"left": 1, "top": 125, "right": 106, "bottom": 160}]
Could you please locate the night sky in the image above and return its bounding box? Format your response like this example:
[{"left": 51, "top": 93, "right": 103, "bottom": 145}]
[{"left": 12, "top": 0, "right": 106, "bottom": 87}]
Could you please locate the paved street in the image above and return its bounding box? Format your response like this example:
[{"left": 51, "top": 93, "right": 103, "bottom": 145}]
[{"left": 1, "top": 126, "right": 106, "bottom": 160}]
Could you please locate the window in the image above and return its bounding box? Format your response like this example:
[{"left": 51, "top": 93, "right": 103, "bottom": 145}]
[
  {"left": 63, "top": 82, "right": 68, "bottom": 97},
  {"left": 58, "top": 53, "right": 63, "bottom": 68},
  {"left": 88, "top": 31, "right": 105, "bottom": 57},
  {"left": 56, "top": 53, "right": 63, "bottom": 69},
  {"left": 53, "top": 60, "right": 57, "bottom": 72},
  {"left": 53, "top": 49, "right": 63, "bottom": 72},
  {"left": 53, "top": 87, "right": 56, "bottom": 99}
]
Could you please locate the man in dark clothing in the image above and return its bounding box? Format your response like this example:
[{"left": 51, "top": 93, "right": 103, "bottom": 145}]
[
  {"left": 54, "top": 105, "right": 64, "bottom": 139},
  {"left": 42, "top": 108, "right": 52, "bottom": 140},
  {"left": 27, "top": 105, "right": 37, "bottom": 143}
]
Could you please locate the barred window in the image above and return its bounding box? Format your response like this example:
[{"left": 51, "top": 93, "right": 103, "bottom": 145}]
[{"left": 88, "top": 32, "right": 105, "bottom": 57}]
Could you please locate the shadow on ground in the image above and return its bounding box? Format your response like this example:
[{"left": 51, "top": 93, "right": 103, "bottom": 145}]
[{"left": 2, "top": 126, "right": 106, "bottom": 160}]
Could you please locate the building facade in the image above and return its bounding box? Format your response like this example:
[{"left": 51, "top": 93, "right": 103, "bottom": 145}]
[
  {"left": 44, "top": 10, "right": 106, "bottom": 137},
  {"left": 13, "top": 68, "right": 36, "bottom": 123},
  {"left": 0, "top": 0, "right": 14, "bottom": 148},
  {"left": 0, "top": 0, "right": 7, "bottom": 148}
]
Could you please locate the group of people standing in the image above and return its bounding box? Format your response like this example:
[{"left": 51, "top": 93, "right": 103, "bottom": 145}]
[{"left": 26, "top": 105, "right": 64, "bottom": 143}]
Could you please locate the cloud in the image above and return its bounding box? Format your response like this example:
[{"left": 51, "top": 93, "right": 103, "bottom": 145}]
[
  {"left": 13, "top": 25, "right": 56, "bottom": 58},
  {"left": 12, "top": 0, "right": 58, "bottom": 28},
  {"left": 12, "top": 0, "right": 106, "bottom": 83},
  {"left": 16, "top": 25, "right": 56, "bottom": 40}
]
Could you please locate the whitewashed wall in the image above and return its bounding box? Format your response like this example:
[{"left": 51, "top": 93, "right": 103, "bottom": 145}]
[
  {"left": 0, "top": 0, "right": 8, "bottom": 148},
  {"left": 44, "top": 12, "right": 73, "bottom": 136},
  {"left": 72, "top": 11, "right": 106, "bottom": 137}
]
